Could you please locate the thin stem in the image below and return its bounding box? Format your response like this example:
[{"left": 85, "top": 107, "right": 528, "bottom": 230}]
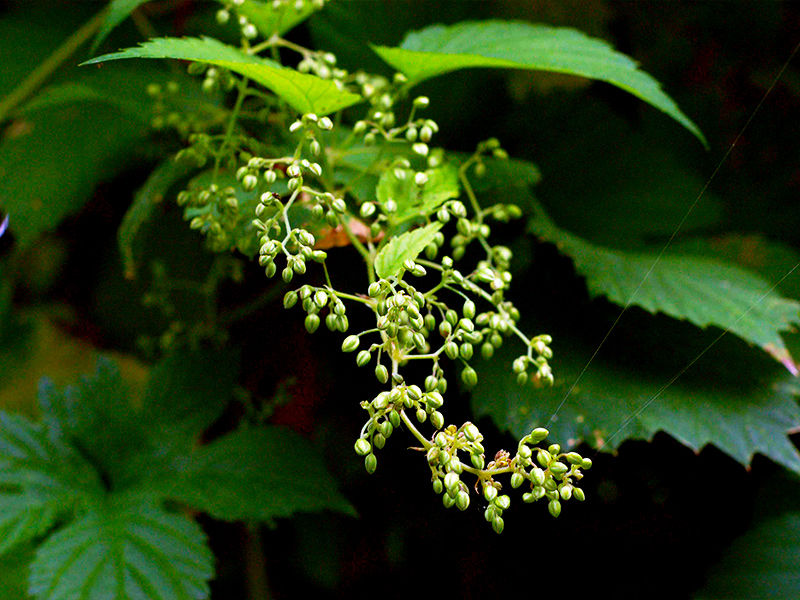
[
  {"left": 213, "top": 76, "right": 249, "bottom": 180},
  {"left": 0, "top": 7, "right": 106, "bottom": 122}
]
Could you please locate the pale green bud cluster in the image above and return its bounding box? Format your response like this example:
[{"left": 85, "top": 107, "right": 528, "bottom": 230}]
[{"left": 283, "top": 285, "right": 349, "bottom": 334}]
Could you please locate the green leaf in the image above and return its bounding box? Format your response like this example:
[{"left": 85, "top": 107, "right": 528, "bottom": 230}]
[
  {"left": 372, "top": 20, "right": 706, "bottom": 146},
  {"left": 694, "top": 473, "right": 800, "bottom": 599},
  {"left": 167, "top": 426, "right": 354, "bottom": 521},
  {"left": 92, "top": 0, "right": 151, "bottom": 53},
  {"left": 84, "top": 36, "right": 362, "bottom": 115},
  {"left": 694, "top": 513, "right": 800, "bottom": 599},
  {"left": 374, "top": 222, "right": 443, "bottom": 279},
  {"left": 233, "top": 0, "right": 318, "bottom": 37},
  {"left": 0, "top": 412, "right": 101, "bottom": 556},
  {"left": 29, "top": 500, "right": 213, "bottom": 600},
  {"left": 376, "top": 165, "right": 460, "bottom": 229},
  {"left": 118, "top": 158, "right": 197, "bottom": 279},
  {"left": 0, "top": 62, "right": 172, "bottom": 247},
  {"left": 529, "top": 206, "right": 800, "bottom": 372},
  {"left": 472, "top": 332, "right": 800, "bottom": 473},
  {"left": 0, "top": 543, "right": 35, "bottom": 599},
  {"left": 38, "top": 358, "right": 148, "bottom": 486}
]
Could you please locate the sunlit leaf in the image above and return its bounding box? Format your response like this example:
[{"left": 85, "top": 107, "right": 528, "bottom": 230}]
[
  {"left": 84, "top": 36, "right": 362, "bottom": 115},
  {"left": 232, "top": 0, "right": 318, "bottom": 37},
  {"left": 373, "top": 20, "right": 705, "bottom": 145},
  {"left": 29, "top": 501, "right": 213, "bottom": 600},
  {"left": 374, "top": 222, "right": 442, "bottom": 279},
  {"left": 376, "top": 164, "right": 459, "bottom": 229}
]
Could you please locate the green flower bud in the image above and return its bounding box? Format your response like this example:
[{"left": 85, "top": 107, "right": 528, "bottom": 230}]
[
  {"left": 439, "top": 321, "right": 452, "bottom": 337},
  {"left": 356, "top": 350, "right": 371, "bottom": 367},
  {"left": 354, "top": 438, "right": 371, "bottom": 456},
  {"left": 425, "top": 391, "right": 444, "bottom": 409},
  {"left": 470, "top": 453, "right": 485, "bottom": 469},
  {"left": 374, "top": 364, "right": 389, "bottom": 383},
  {"left": 373, "top": 433, "right": 386, "bottom": 449},
  {"left": 573, "top": 487, "right": 586, "bottom": 502},
  {"left": 565, "top": 452, "right": 583, "bottom": 465},
  {"left": 416, "top": 408, "right": 427, "bottom": 423},
  {"left": 516, "top": 372, "right": 529, "bottom": 386},
  {"left": 522, "top": 492, "right": 535, "bottom": 503},
  {"left": 445, "top": 310, "right": 458, "bottom": 326},
  {"left": 548, "top": 499, "right": 562, "bottom": 518},
  {"left": 530, "top": 427, "right": 549, "bottom": 443},
  {"left": 427, "top": 447, "right": 439, "bottom": 464},
  {"left": 492, "top": 516, "right": 504, "bottom": 534},
  {"left": 484, "top": 485, "right": 498, "bottom": 502},
  {"left": 532, "top": 485, "right": 546, "bottom": 500},
  {"left": 494, "top": 495, "right": 511, "bottom": 511},
  {"left": 463, "top": 299, "right": 476, "bottom": 319},
  {"left": 365, "top": 453, "right": 377, "bottom": 474},
  {"left": 510, "top": 472, "right": 524, "bottom": 489},
  {"left": 463, "top": 423, "right": 481, "bottom": 442},
  {"left": 481, "top": 342, "right": 494, "bottom": 360},
  {"left": 425, "top": 375, "right": 438, "bottom": 392},
  {"left": 379, "top": 420, "right": 393, "bottom": 438},
  {"left": 461, "top": 366, "right": 478, "bottom": 388},
  {"left": 389, "top": 410, "right": 401, "bottom": 428},
  {"left": 368, "top": 282, "right": 382, "bottom": 297},
  {"left": 456, "top": 490, "right": 470, "bottom": 511},
  {"left": 581, "top": 458, "right": 593, "bottom": 470},
  {"left": 548, "top": 443, "right": 561, "bottom": 455},
  {"left": 531, "top": 467, "right": 546, "bottom": 486},
  {"left": 304, "top": 314, "right": 320, "bottom": 333},
  {"left": 442, "top": 493, "right": 456, "bottom": 509},
  {"left": 431, "top": 411, "right": 444, "bottom": 430},
  {"left": 325, "top": 313, "right": 337, "bottom": 331},
  {"left": 342, "top": 335, "right": 360, "bottom": 352},
  {"left": 282, "top": 267, "right": 294, "bottom": 283},
  {"left": 536, "top": 450, "right": 552, "bottom": 468},
  {"left": 484, "top": 506, "right": 496, "bottom": 522},
  {"left": 550, "top": 462, "right": 569, "bottom": 477},
  {"left": 432, "top": 478, "right": 444, "bottom": 494},
  {"left": 559, "top": 483, "right": 573, "bottom": 500},
  {"left": 459, "top": 343, "right": 474, "bottom": 360},
  {"left": 283, "top": 291, "right": 298, "bottom": 309},
  {"left": 444, "top": 472, "right": 459, "bottom": 493},
  {"left": 444, "top": 341, "right": 459, "bottom": 360}
]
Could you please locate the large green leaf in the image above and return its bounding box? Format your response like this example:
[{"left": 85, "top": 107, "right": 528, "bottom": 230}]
[
  {"left": 0, "top": 62, "right": 173, "bottom": 247},
  {"left": 118, "top": 158, "right": 198, "bottom": 279},
  {"left": 0, "top": 412, "right": 101, "bottom": 556},
  {"left": 166, "top": 426, "right": 354, "bottom": 521},
  {"left": 472, "top": 332, "right": 800, "bottom": 473},
  {"left": 84, "top": 36, "right": 362, "bottom": 115},
  {"left": 529, "top": 206, "right": 800, "bottom": 372},
  {"left": 29, "top": 501, "right": 213, "bottom": 600},
  {"left": 372, "top": 20, "right": 705, "bottom": 146},
  {"left": 374, "top": 222, "right": 442, "bottom": 279}
]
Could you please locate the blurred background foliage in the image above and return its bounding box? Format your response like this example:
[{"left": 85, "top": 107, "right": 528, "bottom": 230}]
[{"left": 1, "top": 1, "right": 800, "bottom": 598}]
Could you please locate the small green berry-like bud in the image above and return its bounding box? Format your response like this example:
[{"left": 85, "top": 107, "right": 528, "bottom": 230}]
[
  {"left": 550, "top": 462, "right": 569, "bottom": 477},
  {"left": 364, "top": 453, "right": 377, "bottom": 474},
  {"left": 444, "top": 341, "right": 459, "bottom": 360},
  {"left": 559, "top": 483, "right": 573, "bottom": 500},
  {"left": 444, "top": 472, "right": 459, "bottom": 493},
  {"left": 573, "top": 488, "right": 586, "bottom": 502},
  {"left": 548, "top": 443, "right": 561, "bottom": 455},
  {"left": 356, "top": 350, "right": 371, "bottom": 367},
  {"left": 305, "top": 314, "right": 320, "bottom": 333},
  {"left": 416, "top": 408, "right": 426, "bottom": 423},
  {"left": 510, "top": 472, "right": 524, "bottom": 488},
  {"left": 581, "top": 458, "right": 593, "bottom": 470},
  {"left": 456, "top": 490, "right": 470, "bottom": 511},
  {"left": 530, "top": 427, "right": 549, "bottom": 443},
  {"left": 463, "top": 423, "right": 481, "bottom": 442},
  {"left": 470, "top": 454, "right": 484, "bottom": 469},
  {"left": 461, "top": 366, "right": 478, "bottom": 388},
  {"left": 430, "top": 411, "right": 444, "bottom": 430},
  {"left": 283, "top": 291, "right": 298, "bottom": 309},
  {"left": 492, "top": 516, "right": 504, "bottom": 534},
  {"left": 548, "top": 499, "right": 562, "bottom": 518},
  {"left": 459, "top": 343, "right": 474, "bottom": 360},
  {"left": 565, "top": 452, "right": 583, "bottom": 465},
  {"left": 481, "top": 342, "right": 494, "bottom": 360},
  {"left": 373, "top": 433, "right": 386, "bottom": 449},
  {"left": 374, "top": 364, "right": 389, "bottom": 384},
  {"left": 494, "top": 495, "right": 511, "bottom": 511},
  {"left": 483, "top": 485, "right": 498, "bottom": 502},
  {"left": 354, "top": 438, "right": 371, "bottom": 456},
  {"left": 432, "top": 478, "right": 444, "bottom": 494},
  {"left": 463, "top": 299, "right": 476, "bottom": 319},
  {"left": 531, "top": 467, "right": 546, "bottom": 486},
  {"left": 442, "top": 493, "right": 456, "bottom": 509},
  {"left": 341, "top": 335, "right": 360, "bottom": 352}
]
